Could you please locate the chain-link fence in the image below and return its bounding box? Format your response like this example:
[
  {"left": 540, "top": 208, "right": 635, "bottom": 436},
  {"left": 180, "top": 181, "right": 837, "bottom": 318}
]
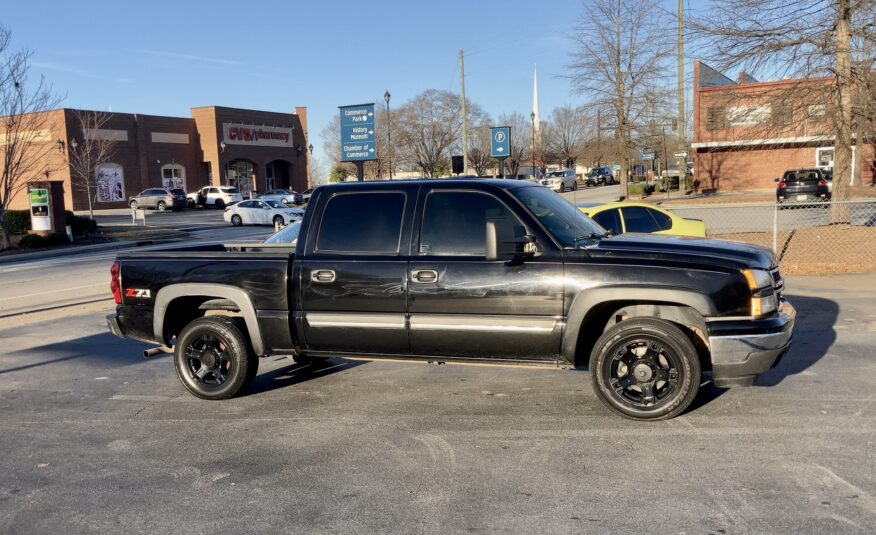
[{"left": 665, "top": 200, "right": 876, "bottom": 274}]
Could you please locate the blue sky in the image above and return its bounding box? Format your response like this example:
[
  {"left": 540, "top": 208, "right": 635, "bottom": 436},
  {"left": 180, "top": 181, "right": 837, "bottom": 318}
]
[{"left": 4, "top": 0, "right": 690, "bottom": 174}]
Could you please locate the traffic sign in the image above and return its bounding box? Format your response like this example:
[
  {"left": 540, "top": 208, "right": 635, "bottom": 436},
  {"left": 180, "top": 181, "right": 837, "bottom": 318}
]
[
  {"left": 339, "top": 103, "right": 377, "bottom": 162},
  {"left": 674, "top": 151, "right": 688, "bottom": 158},
  {"left": 490, "top": 126, "right": 511, "bottom": 158}
]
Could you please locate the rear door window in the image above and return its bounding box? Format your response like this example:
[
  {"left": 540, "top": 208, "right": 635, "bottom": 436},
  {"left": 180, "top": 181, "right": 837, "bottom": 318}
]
[
  {"left": 316, "top": 192, "right": 406, "bottom": 254},
  {"left": 621, "top": 207, "right": 661, "bottom": 233},
  {"left": 648, "top": 208, "right": 673, "bottom": 231}
]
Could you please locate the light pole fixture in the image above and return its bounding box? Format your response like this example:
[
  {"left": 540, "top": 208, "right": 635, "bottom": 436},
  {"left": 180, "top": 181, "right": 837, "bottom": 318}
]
[
  {"left": 220, "top": 140, "right": 226, "bottom": 153},
  {"left": 530, "top": 111, "right": 536, "bottom": 179},
  {"left": 296, "top": 144, "right": 303, "bottom": 157},
  {"left": 384, "top": 90, "right": 392, "bottom": 179}
]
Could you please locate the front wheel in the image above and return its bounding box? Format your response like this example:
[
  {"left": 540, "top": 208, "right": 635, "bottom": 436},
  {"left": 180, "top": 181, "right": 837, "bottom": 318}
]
[
  {"left": 129, "top": 200, "right": 138, "bottom": 209},
  {"left": 231, "top": 214, "right": 242, "bottom": 226},
  {"left": 589, "top": 318, "right": 700, "bottom": 420},
  {"left": 174, "top": 317, "right": 256, "bottom": 400},
  {"left": 273, "top": 215, "right": 284, "bottom": 227}
]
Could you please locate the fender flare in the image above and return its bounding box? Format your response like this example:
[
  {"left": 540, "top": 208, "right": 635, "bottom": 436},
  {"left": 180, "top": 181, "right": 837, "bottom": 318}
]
[
  {"left": 154, "top": 283, "right": 265, "bottom": 356},
  {"left": 562, "top": 286, "right": 717, "bottom": 364}
]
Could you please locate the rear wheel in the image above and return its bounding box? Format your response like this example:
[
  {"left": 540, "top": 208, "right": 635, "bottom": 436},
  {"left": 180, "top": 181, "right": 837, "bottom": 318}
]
[
  {"left": 174, "top": 317, "right": 255, "bottom": 400},
  {"left": 129, "top": 200, "right": 138, "bottom": 209},
  {"left": 214, "top": 199, "right": 225, "bottom": 210},
  {"left": 589, "top": 318, "right": 700, "bottom": 420},
  {"left": 187, "top": 198, "right": 195, "bottom": 208},
  {"left": 231, "top": 214, "right": 242, "bottom": 226},
  {"left": 157, "top": 201, "right": 167, "bottom": 211}
]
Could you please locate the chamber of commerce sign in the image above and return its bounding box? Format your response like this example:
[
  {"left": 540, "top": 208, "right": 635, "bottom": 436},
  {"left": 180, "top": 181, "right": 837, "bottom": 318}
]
[{"left": 222, "top": 122, "right": 294, "bottom": 147}]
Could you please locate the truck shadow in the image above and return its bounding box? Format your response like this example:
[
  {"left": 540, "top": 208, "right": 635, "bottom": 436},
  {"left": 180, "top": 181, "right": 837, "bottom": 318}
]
[
  {"left": 754, "top": 294, "right": 837, "bottom": 387},
  {"left": 1, "top": 332, "right": 150, "bottom": 376},
  {"left": 246, "top": 357, "right": 365, "bottom": 395}
]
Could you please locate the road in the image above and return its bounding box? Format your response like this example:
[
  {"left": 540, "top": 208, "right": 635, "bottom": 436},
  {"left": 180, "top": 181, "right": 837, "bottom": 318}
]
[
  {"left": 0, "top": 214, "right": 274, "bottom": 317},
  {"left": 0, "top": 273, "right": 874, "bottom": 532}
]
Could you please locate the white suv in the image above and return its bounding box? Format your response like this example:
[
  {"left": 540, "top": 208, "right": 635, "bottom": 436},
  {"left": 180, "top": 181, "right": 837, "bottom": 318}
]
[
  {"left": 187, "top": 186, "right": 244, "bottom": 209},
  {"left": 541, "top": 169, "right": 578, "bottom": 192}
]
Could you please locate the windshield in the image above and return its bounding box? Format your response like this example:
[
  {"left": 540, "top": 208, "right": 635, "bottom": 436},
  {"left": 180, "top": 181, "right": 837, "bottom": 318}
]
[
  {"left": 265, "top": 200, "right": 284, "bottom": 209},
  {"left": 265, "top": 221, "right": 301, "bottom": 244},
  {"left": 510, "top": 186, "right": 606, "bottom": 247},
  {"left": 546, "top": 171, "right": 565, "bottom": 178}
]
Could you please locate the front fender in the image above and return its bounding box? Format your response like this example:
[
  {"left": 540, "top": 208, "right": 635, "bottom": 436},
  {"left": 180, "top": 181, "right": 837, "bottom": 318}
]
[{"left": 562, "top": 286, "right": 717, "bottom": 365}]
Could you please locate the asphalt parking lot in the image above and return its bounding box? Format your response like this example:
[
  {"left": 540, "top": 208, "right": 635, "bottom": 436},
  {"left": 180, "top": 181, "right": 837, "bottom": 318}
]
[{"left": 1, "top": 273, "right": 874, "bottom": 533}]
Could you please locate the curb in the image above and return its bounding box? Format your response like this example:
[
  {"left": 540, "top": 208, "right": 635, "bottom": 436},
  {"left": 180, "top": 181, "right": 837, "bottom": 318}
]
[{"left": 0, "top": 237, "right": 188, "bottom": 265}]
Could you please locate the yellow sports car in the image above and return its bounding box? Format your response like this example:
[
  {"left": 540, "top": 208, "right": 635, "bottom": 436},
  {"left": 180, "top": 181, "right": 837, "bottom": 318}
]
[{"left": 576, "top": 202, "right": 706, "bottom": 237}]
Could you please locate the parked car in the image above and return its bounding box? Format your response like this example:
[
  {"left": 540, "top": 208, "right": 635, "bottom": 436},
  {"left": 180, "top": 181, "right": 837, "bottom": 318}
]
[
  {"left": 540, "top": 169, "right": 578, "bottom": 192},
  {"left": 128, "top": 188, "right": 186, "bottom": 211},
  {"left": 301, "top": 188, "right": 314, "bottom": 204},
  {"left": 577, "top": 202, "right": 707, "bottom": 237},
  {"left": 775, "top": 168, "right": 831, "bottom": 204},
  {"left": 223, "top": 221, "right": 302, "bottom": 253},
  {"left": 187, "top": 186, "right": 243, "bottom": 209},
  {"left": 259, "top": 188, "right": 303, "bottom": 205},
  {"left": 108, "top": 179, "right": 795, "bottom": 420},
  {"left": 585, "top": 166, "right": 615, "bottom": 187},
  {"left": 223, "top": 199, "right": 304, "bottom": 227}
]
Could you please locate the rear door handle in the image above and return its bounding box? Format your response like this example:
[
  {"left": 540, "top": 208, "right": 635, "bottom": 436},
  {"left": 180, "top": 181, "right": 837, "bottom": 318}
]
[
  {"left": 411, "top": 269, "right": 438, "bottom": 283},
  {"left": 311, "top": 269, "right": 336, "bottom": 283}
]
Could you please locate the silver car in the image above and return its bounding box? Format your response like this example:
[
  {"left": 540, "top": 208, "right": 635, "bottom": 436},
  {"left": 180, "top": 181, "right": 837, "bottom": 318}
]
[
  {"left": 540, "top": 169, "right": 579, "bottom": 192},
  {"left": 128, "top": 188, "right": 186, "bottom": 211}
]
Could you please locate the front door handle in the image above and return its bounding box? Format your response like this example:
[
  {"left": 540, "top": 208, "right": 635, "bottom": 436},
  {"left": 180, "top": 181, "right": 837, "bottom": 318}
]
[
  {"left": 411, "top": 269, "right": 438, "bottom": 283},
  {"left": 311, "top": 269, "right": 336, "bottom": 283}
]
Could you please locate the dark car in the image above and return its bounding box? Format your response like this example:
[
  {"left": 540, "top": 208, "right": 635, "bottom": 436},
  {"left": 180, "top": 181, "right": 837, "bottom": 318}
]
[
  {"left": 128, "top": 188, "right": 186, "bottom": 211},
  {"left": 776, "top": 168, "right": 830, "bottom": 204},
  {"left": 585, "top": 166, "right": 615, "bottom": 187}
]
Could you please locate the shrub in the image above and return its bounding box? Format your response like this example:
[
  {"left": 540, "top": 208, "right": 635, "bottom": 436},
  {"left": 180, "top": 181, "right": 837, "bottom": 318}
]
[
  {"left": 17, "top": 232, "right": 69, "bottom": 249},
  {"left": 65, "top": 211, "right": 97, "bottom": 235},
  {"left": 627, "top": 183, "right": 649, "bottom": 197},
  {"left": 2, "top": 210, "right": 31, "bottom": 235}
]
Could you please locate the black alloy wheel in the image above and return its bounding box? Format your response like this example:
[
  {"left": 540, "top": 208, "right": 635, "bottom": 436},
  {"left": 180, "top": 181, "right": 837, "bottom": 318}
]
[
  {"left": 589, "top": 318, "right": 700, "bottom": 420},
  {"left": 174, "top": 317, "right": 255, "bottom": 400}
]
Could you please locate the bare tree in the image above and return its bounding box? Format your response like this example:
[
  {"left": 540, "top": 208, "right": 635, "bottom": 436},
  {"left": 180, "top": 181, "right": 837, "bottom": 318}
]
[
  {"left": 691, "top": 0, "right": 876, "bottom": 222},
  {"left": 498, "top": 112, "right": 531, "bottom": 179},
  {"left": 544, "top": 105, "right": 587, "bottom": 167},
  {"left": 566, "top": 0, "right": 674, "bottom": 198},
  {"left": 0, "top": 27, "right": 62, "bottom": 249},
  {"left": 467, "top": 124, "right": 494, "bottom": 177},
  {"left": 67, "top": 109, "right": 117, "bottom": 220}
]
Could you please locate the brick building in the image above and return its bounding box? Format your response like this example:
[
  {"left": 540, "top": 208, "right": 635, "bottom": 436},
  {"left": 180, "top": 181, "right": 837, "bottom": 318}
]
[
  {"left": 692, "top": 61, "right": 875, "bottom": 191},
  {"left": 5, "top": 105, "right": 309, "bottom": 211}
]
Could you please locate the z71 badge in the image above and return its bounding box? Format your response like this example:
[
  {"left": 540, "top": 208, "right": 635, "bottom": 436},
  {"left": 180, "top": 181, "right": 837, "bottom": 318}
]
[{"left": 124, "top": 288, "right": 152, "bottom": 299}]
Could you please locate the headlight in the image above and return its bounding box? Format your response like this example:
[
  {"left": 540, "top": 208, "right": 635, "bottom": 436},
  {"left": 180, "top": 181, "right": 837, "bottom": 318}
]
[
  {"left": 742, "top": 268, "right": 777, "bottom": 316},
  {"left": 741, "top": 268, "right": 773, "bottom": 291}
]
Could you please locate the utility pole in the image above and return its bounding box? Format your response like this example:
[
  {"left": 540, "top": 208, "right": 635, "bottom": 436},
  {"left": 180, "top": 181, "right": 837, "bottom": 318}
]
[
  {"left": 596, "top": 109, "right": 602, "bottom": 166},
  {"left": 677, "top": 0, "right": 686, "bottom": 191},
  {"left": 459, "top": 49, "right": 469, "bottom": 175}
]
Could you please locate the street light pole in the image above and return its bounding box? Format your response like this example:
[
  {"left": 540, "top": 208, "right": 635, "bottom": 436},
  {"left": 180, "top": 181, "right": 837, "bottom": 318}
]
[
  {"left": 530, "top": 111, "right": 536, "bottom": 179},
  {"left": 384, "top": 90, "right": 392, "bottom": 179}
]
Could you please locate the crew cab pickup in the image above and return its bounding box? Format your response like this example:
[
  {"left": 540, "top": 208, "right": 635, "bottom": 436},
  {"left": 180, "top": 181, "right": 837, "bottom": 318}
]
[{"left": 107, "top": 179, "right": 795, "bottom": 420}]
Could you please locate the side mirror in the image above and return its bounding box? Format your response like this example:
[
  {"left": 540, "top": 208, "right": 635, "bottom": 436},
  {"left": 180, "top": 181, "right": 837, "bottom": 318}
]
[{"left": 486, "top": 219, "right": 535, "bottom": 262}]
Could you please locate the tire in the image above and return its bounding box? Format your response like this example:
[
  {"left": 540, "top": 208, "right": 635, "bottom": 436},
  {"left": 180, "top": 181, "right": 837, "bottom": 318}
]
[
  {"left": 187, "top": 199, "right": 195, "bottom": 208},
  {"left": 214, "top": 199, "right": 225, "bottom": 210},
  {"left": 273, "top": 215, "right": 284, "bottom": 227},
  {"left": 157, "top": 201, "right": 167, "bottom": 211},
  {"left": 129, "top": 200, "right": 138, "bottom": 209},
  {"left": 174, "top": 317, "right": 256, "bottom": 400},
  {"left": 231, "top": 214, "right": 242, "bottom": 226},
  {"left": 589, "top": 318, "right": 700, "bottom": 421},
  {"left": 572, "top": 181, "right": 578, "bottom": 191}
]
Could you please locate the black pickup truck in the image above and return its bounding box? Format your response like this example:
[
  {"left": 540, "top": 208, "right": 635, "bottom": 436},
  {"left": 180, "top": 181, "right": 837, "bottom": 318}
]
[{"left": 107, "top": 179, "right": 795, "bottom": 420}]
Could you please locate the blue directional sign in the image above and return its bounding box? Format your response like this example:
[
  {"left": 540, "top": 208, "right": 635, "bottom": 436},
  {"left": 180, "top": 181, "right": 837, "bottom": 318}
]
[
  {"left": 339, "top": 103, "right": 377, "bottom": 162},
  {"left": 490, "top": 126, "right": 511, "bottom": 158}
]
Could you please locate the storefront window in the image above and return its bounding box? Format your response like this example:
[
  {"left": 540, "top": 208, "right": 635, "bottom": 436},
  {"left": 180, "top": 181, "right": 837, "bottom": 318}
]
[
  {"left": 265, "top": 162, "right": 275, "bottom": 191},
  {"left": 96, "top": 164, "right": 125, "bottom": 202},
  {"left": 161, "top": 164, "right": 186, "bottom": 190},
  {"left": 225, "top": 160, "right": 255, "bottom": 197}
]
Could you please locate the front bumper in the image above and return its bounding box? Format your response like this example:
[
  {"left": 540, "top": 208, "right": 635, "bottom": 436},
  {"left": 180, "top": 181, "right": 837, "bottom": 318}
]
[{"left": 707, "top": 299, "right": 795, "bottom": 387}]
